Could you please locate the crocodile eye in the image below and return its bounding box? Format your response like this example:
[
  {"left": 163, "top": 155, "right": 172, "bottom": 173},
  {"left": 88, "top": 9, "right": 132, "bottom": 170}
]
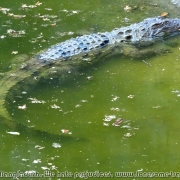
[{"left": 152, "top": 23, "right": 161, "bottom": 29}]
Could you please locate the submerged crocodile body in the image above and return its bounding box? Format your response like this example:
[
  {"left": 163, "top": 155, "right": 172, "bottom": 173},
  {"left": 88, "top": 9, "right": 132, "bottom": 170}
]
[
  {"left": 1, "top": 16, "right": 180, "bottom": 132},
  {"left": 38, "top": 16, "right": 180, "bottom": 61}
]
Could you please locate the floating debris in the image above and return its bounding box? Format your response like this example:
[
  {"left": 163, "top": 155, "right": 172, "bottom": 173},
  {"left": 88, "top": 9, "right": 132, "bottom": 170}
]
[
  {"left": 28, "top": 5, "right": 37, "bottom": 8},
  {"left": 6, "top": 131, "right": 20, "bottom": 135},
  {"left": 152, "top": 106, "right": 161, "bottom": 108},
  {"left": 52, "top": 142, "right": 61, "bottom": 148},
  {"left": 72, "top": 10, "right": 79, "bottom": 14},
  {"left": 171, "top": 90, "right": 179, "bottom": 93},
  {"left": 51, "top": 98, "right": 58, "bottom": 102},
  {"left": 142, "top": 60, "right": 152, "bottom": 66},
  {"left": 35, "top": 145, "right": 45, "bottom": 150},
  {"left": 124, "top": 133, "right": 132, "bottom": 137},
  {"left": 33, "top": 159, "right": 41, "bottom": 164},
  {"left": 36, "top": 14, "right": 58, "bottom": 19},
  {"left": 45, "top": 8, "right": 53, "bottom": 11},
  {"left": 67, "top": 31, "right": 74, "bottom": 35},
  {"left": 22, "top": 158, "right": 29, "bottom": 161},
  {"left": 8, "top": 13, "right": 26, "bottom": 19},
  {"left": 28, "top": 98, "right": 46, "bottom": 104},
  {"left": 127, "top": 94, "right": 135, "bottom": 99},
  {"left": 0, "top": 7, "right": 10, "bottom": 14},
  {"left": 41, "top": 166, "right": 50, "bottom": 170},
  {"left": 10, "top": 73, "right": 16, "bottom": 77},
  {"left": 51, "top": 104, "right": 60, "bottom": 109},
  {"left": 18, "top": 104, "right": 26, "bottom": 109},
  {"left": 21, "top": 4, "right": 29, "bottom": 8},
  {"left": 124, "top": 17, "right": 130, "bottom": 22},
  {"left": 124, "top": 5, "right": 132, "bottom": 12},
  {"left": 104, "top": 115, "right": 116, "bottom": 122},
  {"left": 20, "top": 63, "right": 27, "bottom": 69},
  {"left": 103, "top": 122, "right": 109, "bottom": 126},
  {"left": 48, "top": 155, "right": 59, "bottom": 161},
  {"left": 22, "top": 91, "right": 27, "bottom": 94},
  {"left": 43, "top": 17, "right": 50, "bottom": 21},
  {"left": 60, "top": 9, "right": 69, "bottom": 13},
  {"left": 11, "top": 51, "right": 18, "bottom": 54},
  {"left": 121, "top": 125, "right": 131, "bottom": 129},
  {"left": 161, "top": 12, "right": 168, "bottom": 17},
  {"left": 81, "top": 100, "right": 88, "bottom": 102},
  {"left": 51, "top": 165, "right": 58, "bottom": 170},
  {"left": 112, "top": 118, "right": 123, "bottom": 126},
  {"left": 111, "top": 95, "right": 119, "bottom": 101},
  {"left": 35, "top": 1, "right": 42, "bottom": 6},
  {"left": 75, "top": 104, "right": 81, "bottom": 108},
  {"left": 86, "top": 76, "right": 93, "bottom": 80},
  {"left": 7, "top": 29, "right": 26, "bottom": 37},
  {"left": 62, "top": 109, "right": 73, "bottom": 114},
  {"left": 137, "top": 168, "right": 143, "bottom": 172},
  {"left": 0, "top": 35, "right": 6, "bottom": 39},
  {"left": 55, "top": 31, "right": 75, "bottom": 37},
  {"left": 51, "top": 23, "right": 56, "bottom": 26},
  {"left": 66, "top": 10, "right": 81, "bottom": 17},
  {"left": 61, "top": 129, "right": 72, "bottom": 134},
  {"left": 110, "top": 107, "right": 119, "bottom": 111}
]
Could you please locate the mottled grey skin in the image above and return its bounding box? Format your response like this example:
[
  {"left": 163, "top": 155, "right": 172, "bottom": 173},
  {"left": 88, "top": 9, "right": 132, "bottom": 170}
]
[
  {"left": 171, "top": 0, "right": 180, "bottom": 6},
  {"left": 0, "top": 17, "right": 180, "bottom": 133},
  {"left": 38, "top": 17, "right": 180, "bottom": 61}
]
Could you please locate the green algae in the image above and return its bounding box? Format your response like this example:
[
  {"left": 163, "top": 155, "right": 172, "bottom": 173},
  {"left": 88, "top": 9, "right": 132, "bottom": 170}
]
[{"left": 1, "top": 0, "right": 180, "bottom": 177}]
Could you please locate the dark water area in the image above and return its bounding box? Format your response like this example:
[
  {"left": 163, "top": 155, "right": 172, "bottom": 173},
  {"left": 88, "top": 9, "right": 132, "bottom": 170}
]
[{"left": 1, "top": 0, "right": 180, "bottom": 179}]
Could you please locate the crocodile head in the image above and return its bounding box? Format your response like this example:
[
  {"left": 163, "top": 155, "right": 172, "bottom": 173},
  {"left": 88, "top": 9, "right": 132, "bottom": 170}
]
[
  {"left": 148, "top": 17, "right": 180, "bottom": 39},
  {"left": 111, "top": 17, "right": 180, "bottom": 43}
]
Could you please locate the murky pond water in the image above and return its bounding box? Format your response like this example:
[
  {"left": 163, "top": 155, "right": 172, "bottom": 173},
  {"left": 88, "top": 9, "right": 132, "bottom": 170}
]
[{"left": 1, "top": 0, "right": 180, "bottom": 180}]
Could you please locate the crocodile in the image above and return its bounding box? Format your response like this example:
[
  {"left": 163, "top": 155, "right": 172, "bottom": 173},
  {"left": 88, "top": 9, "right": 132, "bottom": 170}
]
[{"left": 1, "top": 16, "right": 180, "bottom": 133}]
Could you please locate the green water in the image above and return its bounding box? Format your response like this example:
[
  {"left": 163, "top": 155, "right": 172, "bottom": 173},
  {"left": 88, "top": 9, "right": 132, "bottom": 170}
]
[{"left": 1, "top": 0, "right": 180, "bottom": 180}]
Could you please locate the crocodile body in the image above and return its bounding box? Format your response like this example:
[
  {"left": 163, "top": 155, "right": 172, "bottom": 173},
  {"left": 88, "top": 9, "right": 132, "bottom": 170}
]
[
  {"left": 38, "top": 16, "right": 180, "bottom": 61},
  {"left": 1, "top": 16, "right": 180, "bottom": 132}
]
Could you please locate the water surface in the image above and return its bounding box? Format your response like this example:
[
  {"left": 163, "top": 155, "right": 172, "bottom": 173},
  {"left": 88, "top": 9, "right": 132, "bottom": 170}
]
[{"left": 1, "top": 0, "right": 180, "bottom": 179}]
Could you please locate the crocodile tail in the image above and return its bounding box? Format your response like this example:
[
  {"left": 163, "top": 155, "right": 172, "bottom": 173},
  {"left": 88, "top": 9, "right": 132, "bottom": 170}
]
[
  {"left": 0, "top": 82, "right": 16, "bottom": 129},
  {"left": 0, "top": 57, "right": 37, "bottom": 129}
]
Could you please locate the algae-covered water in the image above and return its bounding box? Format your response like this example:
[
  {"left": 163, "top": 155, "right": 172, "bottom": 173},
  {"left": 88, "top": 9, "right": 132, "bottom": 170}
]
[{"left": 1, "top": 0, "right": 180, "bottom": 179}]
